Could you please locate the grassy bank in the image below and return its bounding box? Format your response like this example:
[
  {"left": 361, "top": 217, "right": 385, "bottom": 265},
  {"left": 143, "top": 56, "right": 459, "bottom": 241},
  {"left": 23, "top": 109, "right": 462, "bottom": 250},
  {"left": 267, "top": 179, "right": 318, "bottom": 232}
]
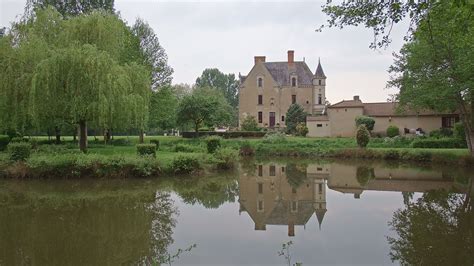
[{"left": 0, "top": 135, "right": 472, "bottom": 178}]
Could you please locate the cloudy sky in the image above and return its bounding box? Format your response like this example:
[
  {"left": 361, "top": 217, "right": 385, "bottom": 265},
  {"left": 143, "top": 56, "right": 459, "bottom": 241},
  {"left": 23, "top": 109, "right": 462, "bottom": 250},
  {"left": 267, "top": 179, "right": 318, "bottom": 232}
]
[{"left": 0, "top": 0, "right": 408, "bottom": 103}]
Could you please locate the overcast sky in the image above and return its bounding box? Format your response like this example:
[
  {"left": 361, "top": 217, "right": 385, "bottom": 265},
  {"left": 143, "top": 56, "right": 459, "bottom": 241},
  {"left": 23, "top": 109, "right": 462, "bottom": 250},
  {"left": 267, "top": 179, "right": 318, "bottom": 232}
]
[{"left": 0, "top": 0, "right": 408, "bottom": 103}]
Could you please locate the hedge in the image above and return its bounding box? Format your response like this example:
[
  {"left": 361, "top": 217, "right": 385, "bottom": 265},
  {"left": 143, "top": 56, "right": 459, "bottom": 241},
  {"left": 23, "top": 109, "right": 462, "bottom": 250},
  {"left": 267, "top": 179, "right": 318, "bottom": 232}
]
[
  {"left": 411, "top": 138, "right": 467, "bottom": 149},
  {"left": 136, "top": 144, "right": 157, "bottom": 157},
  {"left": 182, "top": 131, "right": 266, "bottom": 139},
  {"left": 8, "top": 142, "right": 32, "bottom": 161},
  {"left": 0, "top": 135, "right": 9, "bottom": 151}
]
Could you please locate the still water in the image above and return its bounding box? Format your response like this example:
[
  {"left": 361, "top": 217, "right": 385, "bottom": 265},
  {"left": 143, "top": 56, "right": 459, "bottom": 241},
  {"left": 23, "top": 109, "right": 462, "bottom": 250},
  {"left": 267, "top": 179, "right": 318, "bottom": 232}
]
[{"left": 0, "top": 159, "right": 473, "bottom": 265}]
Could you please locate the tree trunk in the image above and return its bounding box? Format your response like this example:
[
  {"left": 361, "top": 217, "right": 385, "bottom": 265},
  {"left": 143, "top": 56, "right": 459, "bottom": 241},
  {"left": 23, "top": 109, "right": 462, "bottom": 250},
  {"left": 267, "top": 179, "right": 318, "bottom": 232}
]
[
  {"left": 54, "top": 126, "right": 61, "bottom": 144},
  {"left": 139, "top": 129, "right": 144, "bottom": 144},
  {"left": 79, "top": 120, "right": 88, "bottom": 153},
  {"left": 195, "top": 123, "right": 199, "bottom": 138},
  {"left": 104, "top": 129, "right": 111, "bottom": 144},
  {"left": 73, "top": 129, "right": 77, "bottom": 142}
]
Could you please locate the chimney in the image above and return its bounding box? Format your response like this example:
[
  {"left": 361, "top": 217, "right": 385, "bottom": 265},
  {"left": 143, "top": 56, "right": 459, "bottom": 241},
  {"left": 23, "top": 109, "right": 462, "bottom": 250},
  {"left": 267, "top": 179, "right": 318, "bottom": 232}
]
[
  {"left": 254, "top": 56, "right": 266, "bottom": 65},
  {"left": 288, "top": 222, "right": 295, "bottom": 237},
  {"left": 353, "top": 95, "right": 360, "bottom": 101},
  {"left": 287, "top": 50, "right": 294, "bottom": 64}
]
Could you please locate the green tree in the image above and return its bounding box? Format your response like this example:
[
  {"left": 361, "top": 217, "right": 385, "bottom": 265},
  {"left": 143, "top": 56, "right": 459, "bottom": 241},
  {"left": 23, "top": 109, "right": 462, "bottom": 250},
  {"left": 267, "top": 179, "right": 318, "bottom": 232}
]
[
  {"left": 148, "top": 86, "right": 179, "bottom": 132},
  {"left": 25, "top": 0, "right": 115, "bottom": 17},
  {"left": 355, "top": 116, "right": 375, "bottom": 132},
  {"left": 240, "top": 116, "right": 259, "bottom": 131},
  {"left": 195, "top": 68, "right": 239, "bottom": 108},
  {"left": 285, "top": 104, "right": 306, "bottom": 134},
  {"left": 132, "top": 18, "right": 173, "bottom": 89},
  {"left": 356, "top": 125, "right": 370, "bottom": 148},
  {"left": 177, "top": 87, "right": 233, "bottom": 136}
]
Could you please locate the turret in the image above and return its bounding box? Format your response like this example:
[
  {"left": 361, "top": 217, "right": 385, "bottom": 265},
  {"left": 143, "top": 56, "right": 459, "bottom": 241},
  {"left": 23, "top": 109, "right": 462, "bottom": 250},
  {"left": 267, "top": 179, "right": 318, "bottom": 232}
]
[{"left": 312, "top": 58, "right": 327, "bottom": 115}]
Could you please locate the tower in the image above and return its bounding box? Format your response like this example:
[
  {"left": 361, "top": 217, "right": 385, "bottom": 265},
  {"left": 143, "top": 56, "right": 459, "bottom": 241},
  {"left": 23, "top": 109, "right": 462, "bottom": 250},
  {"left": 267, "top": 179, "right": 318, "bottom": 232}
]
[
  {"left": 312, "top": 58, "right": 327, "bottom": 115},
  {"left": 313, "top": 176, "right": 327, "bottom": 230}
]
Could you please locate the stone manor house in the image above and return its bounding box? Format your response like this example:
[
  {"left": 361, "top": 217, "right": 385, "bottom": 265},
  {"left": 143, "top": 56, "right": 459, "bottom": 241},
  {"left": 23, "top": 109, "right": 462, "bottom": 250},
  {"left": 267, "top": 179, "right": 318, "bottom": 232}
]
[{"left": 238, "top": 50, "right": 459, "bottom": 137}]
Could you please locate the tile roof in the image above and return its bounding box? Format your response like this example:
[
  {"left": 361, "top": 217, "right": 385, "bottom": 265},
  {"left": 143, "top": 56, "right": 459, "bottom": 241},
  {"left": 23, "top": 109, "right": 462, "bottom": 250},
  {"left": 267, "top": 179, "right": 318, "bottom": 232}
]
[
  {"left": 264, "top": 61, "right": 314, "bottom": 86},
  {"left": 329, "top": 100, "right": 364, "bottom": 108},
  {"left": 363, "top": 102, "right": 458, "bottom": 117}
]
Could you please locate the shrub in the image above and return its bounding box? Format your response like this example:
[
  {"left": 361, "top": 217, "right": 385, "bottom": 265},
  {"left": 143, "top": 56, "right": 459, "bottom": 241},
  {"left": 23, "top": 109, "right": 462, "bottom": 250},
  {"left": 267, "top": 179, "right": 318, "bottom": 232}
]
[
  {"left": 411, "top": 138, "right": 466, "bottom": 148},
  {"left": 295, "top": 122, "right": 309, "bottom": 137},
  {"left": 8, "top": 142, "right": 32, "bottom": 161},
  {"left": 386, "top": 125, "right": 400, "bottom": 138},
  {"left": 136, "top": 144, "right": 157, "bottom": 157},
  {"left": 239, "top": 141, "right": 255, "bottom": 156},
  {"left": 10, "top": 137, "right": 29, "bottom": 143},
  {"left": 150, "top": 139, "right": 160, "bottom": 150},
  {"left": 181, "top": 131, "right": 266, "bottom": 138},
  {"left": 355, "top": 116, "right": 375, "bottom": 131},
  {"left": 356, "top": 125, "right": 370, "bottom": 148},
  {"left": 241, "top": 116, "right": 259, "bottom": 131},
  {"left": 285, "top": 104, "right": 306, "bottom": 134},
  {"left": 0, "top": 135, "right": 9, "bottom": 151},
  {"left": 108, "top": 138, "right": 132, "bottom": 146},
  {"left": 262, "top": 132, "right": 287, "bottom": 144},
  {"left": 214, "top": 148, "right": 238, "bottom": 169},
  {"left": 175, "top": 143, "right": 203, "bottom": 153},
  {"left": 429, "top": 129, "right": 441, "bottom": 138},
  {"left": 439, "top": 128, "right": 453, "bottom": 137},
  {"left": 171, "top": 155, "right": 201, "bottom": 175},
  {"left": 206, "top": 136, "right": 222, "bottom": 153},
  {"left": 383, "top": 149, "right": 400, "bottom": 160}
]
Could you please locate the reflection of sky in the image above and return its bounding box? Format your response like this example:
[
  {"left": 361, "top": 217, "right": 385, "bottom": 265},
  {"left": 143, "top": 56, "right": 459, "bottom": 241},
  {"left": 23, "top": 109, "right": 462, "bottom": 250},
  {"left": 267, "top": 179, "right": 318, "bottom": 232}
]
[{"left": 169, "top": 190, "right": 418, "bottom": 265}]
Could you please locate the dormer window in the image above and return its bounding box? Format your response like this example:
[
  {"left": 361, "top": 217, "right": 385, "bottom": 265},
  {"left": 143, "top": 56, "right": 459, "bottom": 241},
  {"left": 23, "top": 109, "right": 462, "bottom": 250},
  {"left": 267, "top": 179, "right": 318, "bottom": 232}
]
[
  {"left": 319, "top": 80, "right": 322, "bottom": 85},
  {"left": 291, "top": 77, "right": 297, "bottom": 87},
  {"left": 257, "top": 77, "right": 263, "bottom": 88}
]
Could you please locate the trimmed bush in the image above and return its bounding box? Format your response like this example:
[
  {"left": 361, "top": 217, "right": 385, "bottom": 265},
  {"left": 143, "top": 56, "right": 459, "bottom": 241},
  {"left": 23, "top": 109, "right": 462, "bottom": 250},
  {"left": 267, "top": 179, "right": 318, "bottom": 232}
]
[
  {"left": 386, "top": 125, "right": 400, "bottom": 138},
  {"left": 411, "top": 138, "right": 467, "bottom": 148},
  {"left": 241, "top": 116, "right": 259, "bottom": 131},
  {"left": 182, "top": 131, "right": 266, "bottom": 138},
  {"left": 108, "top": 138, "right": 132, "bottom": 146},
  {"left": 0, "top": 135, "right": 10, "bottom": 151},
  {"left": 175, "top": 143, "right": 203, "bottom": 153},
  {"left": 171, "top": 155, "right": 201, "bottom": 175},
  {"left": 429, "top": 129, "right": 441, "bottom": 138},
  {"left": 454, "top": 122, "right": 465, "bottom": 140},
  {"left": 239, "top": 141, "right": 255, "bottom": 156},
  {"left": 206, "top": 136, "right": 222, "bottom": 153},
  {"left": 214, "top": 148, "right": 239, "bottom": 169},
  {"left": 8, "top": 142, "right": 32, "bottom": 161},
  {"left": 150, "top": 139, "right": 160, "bottom": 150},
  {"left": 136, "top": 144, "right": 157, "bottom": 157},
  {"left": 439, "top": 128, "right": 453, "bottom": 137},
  {"left": 355, "top": 116, "right": 375, "bottom": 131},
  {"left": 356, "top": 125, "right": 370, "bottom": 148},
  {"left": 295, "top": 122, "right": 309, "bottom": 137}
]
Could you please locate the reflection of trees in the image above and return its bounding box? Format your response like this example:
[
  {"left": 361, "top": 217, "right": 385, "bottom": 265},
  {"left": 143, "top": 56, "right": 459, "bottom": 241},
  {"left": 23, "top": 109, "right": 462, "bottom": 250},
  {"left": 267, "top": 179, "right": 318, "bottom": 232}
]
[
  {"left": 388, "top": 187, "right": 473, "bottom": 265},
  {"left": 356, "top": 166, "right": 375, "bottom": 186},
  {"left": 173, "top": 176, "right": 239, "bottom": 209},
  {"left": 0, "top": 183, "right": 178, "bottom": 265},
  {"left": 286, "top": 163, "right": 307, "bottom": 189}
]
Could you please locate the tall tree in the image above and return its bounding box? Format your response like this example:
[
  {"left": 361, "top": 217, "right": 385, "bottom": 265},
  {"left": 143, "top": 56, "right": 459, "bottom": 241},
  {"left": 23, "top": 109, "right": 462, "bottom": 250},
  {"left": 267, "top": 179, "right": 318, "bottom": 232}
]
[
  {"left": 148, "top": 86, "right": 179, "bottom": 132},
  {"left": 195, "top": 68, "right": 239, "bottom": 108},
  {"left": 25, "top": 0, "right": 114, "bottom": 17},
  {"left": 132, "top": 18, "right": 173, "bottom": 90},
  {"left": 285, "top": 104, "right": 307, "bottom": 134}
]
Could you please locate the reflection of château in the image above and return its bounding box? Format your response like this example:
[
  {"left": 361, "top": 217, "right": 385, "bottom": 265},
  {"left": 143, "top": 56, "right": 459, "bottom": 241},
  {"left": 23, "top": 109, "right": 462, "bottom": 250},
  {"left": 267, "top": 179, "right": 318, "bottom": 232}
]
[
  {"left": 239, "top": 162, "right": 468, "bottom": 236},
  {"left": 239, "top": 163, "right": 328, "bottom": 237}
]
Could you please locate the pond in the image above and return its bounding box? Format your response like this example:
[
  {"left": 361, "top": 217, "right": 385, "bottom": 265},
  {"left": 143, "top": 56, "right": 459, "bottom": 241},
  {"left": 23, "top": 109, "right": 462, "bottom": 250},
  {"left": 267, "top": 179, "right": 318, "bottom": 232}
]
[{"left": 0, "top": 159, "right": 472, "bottom": 265}]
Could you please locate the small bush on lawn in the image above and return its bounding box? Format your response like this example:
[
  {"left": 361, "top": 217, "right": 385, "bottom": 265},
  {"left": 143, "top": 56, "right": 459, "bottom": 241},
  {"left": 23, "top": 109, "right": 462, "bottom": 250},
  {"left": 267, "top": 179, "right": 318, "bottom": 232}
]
[
  {"left": 0, "top": 135, "right": 10, "bottom": 151},
  {"left": 214, "top": 148, "right": 238, "bottom": 169},
  {"left": 411, "top": 138, "right": 466, "bottom": 148},
  {"left": 8, "top": 142, "right": 32, "bottom": 161},
  {"left": 150, "top": 139, "right": 160, "bottom": 150},
  {"left": 356, "top": 125, "right": 370, "bottom": 148},
  {"left": 171, "top": 155, "right": 201, "bottom": 175},
  {"left": 239, "top": 141, "right": 255, "bottom": 156},
  {"left": 295, "top": 123, "right": 309, "bottom": 137},
  {"left": 262, "top": 132, "right": 287, "bottom": 144},
  {"left": 136, "top": 144, "right": 157, "bottom": 157},
  {"left": 206, "top": 136, "right": 222, "bottom": 153},
  {"left": 175, "top": 143, "right": 203, "bottom": 153},
  {"left": 241, "top": 116, "right": 259, "bottom": 131},
  {"left": 439, "top": 128, "right": 453, "bottom": 137},
  {"left": 386, "top": 125, "right": 400, "bottom": 138}
]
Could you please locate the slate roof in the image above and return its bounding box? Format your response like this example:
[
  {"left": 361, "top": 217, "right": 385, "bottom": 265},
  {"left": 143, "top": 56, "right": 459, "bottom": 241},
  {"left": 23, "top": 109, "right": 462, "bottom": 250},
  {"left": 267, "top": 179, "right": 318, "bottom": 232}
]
[
  {"left": 264, "top": 61, "right": 314, "bottom": 87},
  {"left": 266, "top": 200, "right": 315, "bottom": 225},
  {"left": 314, "top": 59, "right": 326, "bottom": 79}
]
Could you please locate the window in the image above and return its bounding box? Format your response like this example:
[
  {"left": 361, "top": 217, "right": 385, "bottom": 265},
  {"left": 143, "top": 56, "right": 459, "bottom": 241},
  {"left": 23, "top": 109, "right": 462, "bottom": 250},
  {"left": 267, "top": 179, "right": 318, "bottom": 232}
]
[
  {"left": 258, "top": 112, "right": 263, "bottom": 123},
  {"left": 318, "top": 79, "right": 322, "bottom": 85},
  {"left": 258, "top": 95, "right": 263, "bottom": 105},
  {"left": 292, "top": 95, "right": 296, "bottom": 104},
  {"left": 292, "top": 188, "right": 297, "bottom": 194},
  {"left": 317, "top": 124, "right": 322, "bottom": 128},
  {"left": 281, "top": 116, "right": 285, "bottom": 122},
  {"left": 291, "top": 201, "right": 297, "bottom": 212},
  {"left": 291, "top": 77, "right": 297, "bottom": 87},
  {"left": 442, "top": 116, "right": 458, "bottom": 128},
  {"left": 306, "top": 100, "right": 309, "bottom": 104},
  {"left": 257, "top": 77, "right": 263, "bottom": 88},
  {"left": 258, "top": 165, "right": 263, "bottom": 176},
  {"left": 318, "top": 94, "right": 322, "bottom": 105},
  {"left": 317, "top": 167, "right": 323, "bottom": 171},
  {"left": 258, "top": 200, "right": 264, "bottom": 212},
  {"left": 258, "top": 183, "right": 263, "bottom": 194},
  {"left": 318, "top": 183, "right": 323, "bottom": 194},
  {"left": 269, "top": 165, "right": 276, "bottom": 176},
  {"left": 281, "top": 166, "right": 285, "bottom": 172}
]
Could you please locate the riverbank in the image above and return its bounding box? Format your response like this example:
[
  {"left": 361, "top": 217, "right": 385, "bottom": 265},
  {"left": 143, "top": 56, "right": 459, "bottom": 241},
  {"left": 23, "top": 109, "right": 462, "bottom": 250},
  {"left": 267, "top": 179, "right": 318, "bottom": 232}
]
[{"left": 0, "top": 136, "right": 472, "bottom": 178}]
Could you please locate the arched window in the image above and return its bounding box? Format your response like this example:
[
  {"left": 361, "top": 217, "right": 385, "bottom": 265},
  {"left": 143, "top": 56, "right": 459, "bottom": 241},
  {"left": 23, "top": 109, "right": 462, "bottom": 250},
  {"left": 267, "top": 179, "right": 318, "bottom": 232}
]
[
  {"left": 319, "top": 79, "right": 322, "bottom": 85},
  {"left": 257, "top": 77, "right": 263, "bottom": 88},
  {"left": 291, "top": 77, "right": 297, "bottom": 87}
]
